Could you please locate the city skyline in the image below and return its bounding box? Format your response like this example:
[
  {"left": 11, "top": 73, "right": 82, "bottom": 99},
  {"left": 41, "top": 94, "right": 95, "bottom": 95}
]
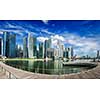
[{"left": 0, "top": 20, "right": 100, "bottom": 57}]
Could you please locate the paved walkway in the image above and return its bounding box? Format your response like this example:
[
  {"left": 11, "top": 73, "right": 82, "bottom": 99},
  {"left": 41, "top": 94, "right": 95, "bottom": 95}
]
[{"left": 0, "top": 61, "right": 100, "bottom": 79}]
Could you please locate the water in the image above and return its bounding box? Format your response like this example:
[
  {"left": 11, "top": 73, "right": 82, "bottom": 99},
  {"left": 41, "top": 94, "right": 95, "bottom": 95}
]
[{"left": 4, "top": 60, "right": 95, "bottom": 75}]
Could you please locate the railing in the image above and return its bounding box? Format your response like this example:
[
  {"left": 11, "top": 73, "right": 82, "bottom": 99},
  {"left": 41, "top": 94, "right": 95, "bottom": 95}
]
[{"left": 0, "top": 64, "right": 17, "bottom": 79}]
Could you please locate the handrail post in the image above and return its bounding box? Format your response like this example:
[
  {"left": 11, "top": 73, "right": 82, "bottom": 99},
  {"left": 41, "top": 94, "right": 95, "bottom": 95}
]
[{"left": 8, "top": 72, "right": 11, "bottom": 79}]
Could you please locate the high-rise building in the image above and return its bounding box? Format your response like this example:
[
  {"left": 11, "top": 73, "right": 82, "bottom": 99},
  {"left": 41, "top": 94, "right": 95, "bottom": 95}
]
[
  {"left": 68, "top": 47, "right": 74, "bottom": 59},
  {"left": 8, "top": 34, "right": 16, "bottom": 58},
  {"left": 44, "top": 39, "right": 51, "bottom": 58},
  {"left": 39, "top": 42, "right": 44, "bottom": 58},
  {"left": 28, "top": 33, "right": 34, "bottom": 58},
  {"left": 70, "top": 47, "right": 74, "bottom": 59},
  {"left": 56, "top": 40, "right": 64, "bottom": 58},
  {"left": 23, "top": 37, "right": 28, "bottom": 58},
  {"left": 63, "top": 48, "right": 69, "bottom": 58},
  {"left": 33, "top": 37, "right": 37, "bottom": 57},
  {"left": 47, "top": 48, "right": 54, "bottom": 58},
  {"left": 17, "top": 46, "right": 23, "bottom": 58},
  {"left": 3, "top": 32, "right": 10, "bottom": 57},
  {"left": 3, "top": 32, "right": 16, "bottom": 58},
  {"left": 0, "top": 38, "right": 2, "bottom": 55},
  {"left": 97, "top": 50, "right": 100, "bottom": 59}
]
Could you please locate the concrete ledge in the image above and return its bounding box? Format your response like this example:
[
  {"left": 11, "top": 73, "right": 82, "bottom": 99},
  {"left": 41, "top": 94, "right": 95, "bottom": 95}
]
[{"left": 0, "top": 61, "right": 100, "bottom": 79}]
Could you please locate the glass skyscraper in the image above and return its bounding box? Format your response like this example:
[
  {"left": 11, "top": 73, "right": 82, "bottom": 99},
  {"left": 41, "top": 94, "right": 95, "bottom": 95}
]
[
  {"left": 33, "top": 37, "right": 37, "bottom": 57},
  {"left": 3, "top": 32, "right": 16, "bottom": 58},
  {"left": 44, "top": 39, "right": 51, "bottom": 58},
  {"left": 0, "top": 38, "right": 2, "bottom": 55},
  {"left": 8, "top": 34, "right": 16, "bottom": 58},
  {"left": 39, "top": 42, "right": 44, "bottom": 58},
  {"left": 23, "top": 37, "right": 28, "bottom": 58},
  {"left": 3, "top": 32, "right": 10, "bottom": 57},
  {"left": 28, "top": 33, "right": 34, "bottom": 58}
]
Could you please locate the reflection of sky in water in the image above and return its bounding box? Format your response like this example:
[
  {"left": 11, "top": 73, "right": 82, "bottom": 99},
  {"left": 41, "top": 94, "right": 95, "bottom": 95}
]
[{"left": 5, "top": 60, "right": 94, "bottom": 75}]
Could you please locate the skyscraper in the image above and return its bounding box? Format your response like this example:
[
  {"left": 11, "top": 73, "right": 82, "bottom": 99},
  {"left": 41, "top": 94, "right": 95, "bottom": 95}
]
[
  {"left": 33, "top": 37, "right": 37, "bottom": 57},
  {"left": 9, "top": 34, "right": 16, "bottom": 58},
  {"left": 0, "top": 38, "right": 2, "bottom": 55},
  {"left": 97, "top": 50, "right": 100, "bottom": 59},
  {"left": 28, "top": 33, "right": 33, "bottom": 58},
  {"left": 56, "top": 40, "right": 64, "bottom": 58},
  {"left": 70, "top": 47, "right": 74, "bottom": 59},
  {"left": 63, "top": 48, "right": 69, "bottom": 59},
  {"left": 3, "top": 32, "right": 16, "bottom": 58},
  {"left": 3, "top": 32, "right": 10, "bottom": 57},
  {"left": 23, "top": 37, "right": 28, "bottom": 58},
  {"left": 44, "top": 39, "right": 51, "bottom": 58},
  {"left": 39, "top": 42, "right": 44, "bottom": 58}
]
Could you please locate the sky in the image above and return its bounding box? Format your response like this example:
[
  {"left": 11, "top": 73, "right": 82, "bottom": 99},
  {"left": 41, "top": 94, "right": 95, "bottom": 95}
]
[{"left": 0, "top": 20, "right": 100, "bottom": 57}]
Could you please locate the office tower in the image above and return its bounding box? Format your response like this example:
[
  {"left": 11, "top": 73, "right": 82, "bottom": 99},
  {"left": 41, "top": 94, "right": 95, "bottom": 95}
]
[
  {"left": 23, "top": 37, "right": 28, "bottom": 58},
  {"left": 56, "top": 40, "right": 64, "bottom": 58},
  {"left": 9, "top": 34, "right": 16, "bottom": 58},
  {"left": 70, "top": 47, "right": 74, "bottom": 59},
  {"left": 3, "top": 32, "right": 16, "bottom": 58},
  {"left": 63, "top": 48, "right": 69, "bottom": 58},
  {"left": 59, "top": 44, "right": 64, "bottom": 58},
  {"left": 3, "top": 32, "right": 10, "bottom": 57},
  {"left": 39, "top": 42, "right": 44, "bottom": 58},
  {"left": 33, "top": 37, "right": 37, "bottom": 57},
  {"left": 16, "top": 45, "right": 23, "bottom": 58},
  {"left": 97, "top": 50, "right": 100, "bottom": 59},
  {"left": 16, "top": 44, "right": 19, "bottom": 57},
  {"left": 54, "top": 48, "right": 59, "bottom": 59},
  {"left": 0, "top": 38, "right": 2, "bottom": 55},
  {"left": 68, "top": 47, "right": 73, "bottom": 59},
  {"left": 44, "top": 39, "right": 51, "bottom": 58},
  {"left": 28, "top": 33, "right": 33, "bottom": 58},
  {"left": 47, "top": 48, "right": 54, "bottom": 58}
]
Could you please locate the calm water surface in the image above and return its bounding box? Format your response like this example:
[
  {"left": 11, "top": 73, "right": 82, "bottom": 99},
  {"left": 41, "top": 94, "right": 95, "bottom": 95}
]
[{"left": 4, "top": 60, "right": 95, "bottom": 75}]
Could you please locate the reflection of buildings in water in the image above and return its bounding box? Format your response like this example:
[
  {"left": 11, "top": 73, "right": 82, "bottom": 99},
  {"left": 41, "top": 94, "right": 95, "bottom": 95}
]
[
  {"left": 28, "top": 60, "right": 34, "bottom": 71},
  {"left": 53, "top": 60, "right": 63, "bottom": 74},
  {"left": 42, "top": 61, "right": 45, "bottom": 74},
  {"left": 45, "top": 61, "right": 53, "bottom": 74},
  {"left": 22, "top": 61, "right": 29, "bottom": 71}
]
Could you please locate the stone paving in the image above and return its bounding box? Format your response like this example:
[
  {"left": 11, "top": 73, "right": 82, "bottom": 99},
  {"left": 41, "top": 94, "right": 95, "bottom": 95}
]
[{"left": 0, "top": 61, "right": 100, "bottom": 79}]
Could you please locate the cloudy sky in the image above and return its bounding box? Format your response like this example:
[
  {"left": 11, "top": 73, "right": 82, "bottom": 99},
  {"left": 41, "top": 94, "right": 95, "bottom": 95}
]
[{"left": 0, "top": 20, "right": 100, "bottom": 57}]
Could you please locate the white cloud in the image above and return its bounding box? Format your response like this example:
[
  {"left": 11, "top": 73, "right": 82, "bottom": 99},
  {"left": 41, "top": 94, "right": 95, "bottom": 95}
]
[
  {"left": 0, "top": 31, "right": 3, "bottom": 34},
  {"left": 37, "top": 35, "right": 65, "bottom": 48},
  {"left": 51, "top": 35, "right": 65, "bottom": 41},
  {"left": 37, "top": 37, "right": 49, "bottom": 42},
  {"left": 42, "top": 20, "right": 48, "bottom": 24},
  {"left": 62, "top": 33, "right": 100, "bottom": 57},
  {"left": 52, "top": 40, "right": 58, "bottom": 46},
  {"left": 41, "top": 29, "right": 55, "bottom": 35}
]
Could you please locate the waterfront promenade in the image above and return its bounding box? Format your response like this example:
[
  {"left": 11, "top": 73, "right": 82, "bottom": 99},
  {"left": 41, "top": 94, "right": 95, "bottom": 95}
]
[{"left": 0, "top": 61, "right": 100, "bottom": 79}]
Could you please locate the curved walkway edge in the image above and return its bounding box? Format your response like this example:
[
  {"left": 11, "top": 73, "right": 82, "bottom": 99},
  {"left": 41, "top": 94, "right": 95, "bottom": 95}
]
[{"left": 0, "top": 61, "right": 100, "bottom": 79}]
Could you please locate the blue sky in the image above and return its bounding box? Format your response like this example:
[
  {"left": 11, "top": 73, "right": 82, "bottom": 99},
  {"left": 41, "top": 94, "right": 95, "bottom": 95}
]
[{"left": 0, "top": 20, "right": 100, "bottom": 57}]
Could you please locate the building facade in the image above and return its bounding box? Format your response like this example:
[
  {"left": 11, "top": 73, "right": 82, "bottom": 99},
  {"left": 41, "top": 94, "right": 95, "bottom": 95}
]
[
  {"left": 44, "top": 39, "right": 51, "bottom": 58},
  {"left": 8, "top": 34, "right": 16, "bottom": 58},
  {"left": 23, "top": 37, "right": 28, "bottom": 58},
  {"left": 3, "top": 32, "right": 16, "bottom": 58},
  {"left": 33, "top": 37, "right": 37, "bottom": 57},
  {"left": 39, "top": 42, "right": 44, "bottom": 58},
  {"left": 3, "top": 32, "right": 10, "bottom": 57},
  {"left": 28, "top": 33, "right": 34, "bottom": 58},
  {"left": 0, "top": 38, "right": 2, "bottom": 55}
]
